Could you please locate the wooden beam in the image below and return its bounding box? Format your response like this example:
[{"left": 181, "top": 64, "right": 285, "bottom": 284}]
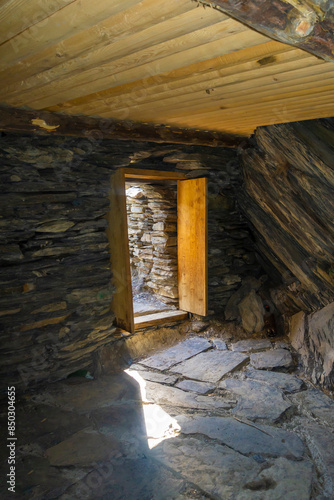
[
  {"left": 123, "top": 168, "right": 186, "bottom": 181},
  {"left": 199, "top": 0, "right": 334, "bottom": 62},
  {"left": 0, "top": 105, "right": 243, "bottom": 147}
]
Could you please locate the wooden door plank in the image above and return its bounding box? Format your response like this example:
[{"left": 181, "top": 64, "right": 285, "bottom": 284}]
[
  {"left": 178, "top": 178, "right": 208, "bottom": 316},
  {"left": 108, "top": 169, "right": 134, "bottom": 333}
]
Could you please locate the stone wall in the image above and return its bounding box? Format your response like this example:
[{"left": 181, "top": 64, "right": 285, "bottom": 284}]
[
  {"left": 239, "top": 118, "right": 334, "bottom": 390},
  {"left": 239, "top": 119, "right": 334, "bottom": 314},
  {"left": 289, "top": 302, "right": 334, "bottom": 390},
  {"left": 0, "top": 132, "right": 258, "bottom": 390},
  {"left": 126, "top": 184, "right": 178, "bottom": 305}
]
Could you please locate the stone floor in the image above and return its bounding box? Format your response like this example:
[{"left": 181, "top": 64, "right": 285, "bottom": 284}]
[{"left": 1, "top": 334, "right": 334, "bottom": 499}]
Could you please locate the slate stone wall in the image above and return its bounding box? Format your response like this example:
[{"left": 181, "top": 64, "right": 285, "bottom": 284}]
[
  {"left": 239, "top": 118, "right": 334, "bottom": 390},
  {"left": 289, "top": 302, "right": 334, "bottom": 390},
  {"left": 126, "top": 184, "right": 178, "bottom": 304},
  {"left": 240, "top": 118, "right": 334, "bottom": 313},
  {"left": 0, "top": 132, "right": 257, "bottom": 390}
]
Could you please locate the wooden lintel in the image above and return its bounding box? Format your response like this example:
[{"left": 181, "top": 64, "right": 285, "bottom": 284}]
[
  {"left": 123, "top": 168, "right": 186, "bottom": 181},
  {"left": 0, "top": 105, "right": 243, "bottom": 148},
  {"left": 199, "top": 0, "right": 334, "bottom": 63}
]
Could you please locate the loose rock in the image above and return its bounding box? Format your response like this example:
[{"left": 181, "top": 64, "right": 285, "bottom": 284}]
[{"left": 250, "top": 349, "right": 294, "bottom": 370}]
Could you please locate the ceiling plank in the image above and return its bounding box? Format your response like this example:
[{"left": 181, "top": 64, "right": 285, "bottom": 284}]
[
  {"left": 165, "top": 93, "right": 334, "bottom": 131},
  {"left": 0, "top": 0, "right": 197, "bottom": 90},
  {"left": 200, "top": 0, "right": 334, "bottom": 62},
  {"left": 47, "top": 40, "right": 292, "bottom": 114},
  {"left": 4, "top": 21, "right": 266, "bottom": 110},
  {"left": 0, "top": 105, "right": 244, "bottom": 147},
  {"left": 2, "top": 7, "right": 228, "bottom": 101},
  {"left": 0, "top": 0, "right": 141, "bottom": 72},
  {"left": 0, "top": 0, "right": 76, "bottom": 45},
  {"left": 58, "top": 44, "right": 306, "bottom": 117},
  {"left": 94, "top": 54, "right": 325, "bottom": 119}
]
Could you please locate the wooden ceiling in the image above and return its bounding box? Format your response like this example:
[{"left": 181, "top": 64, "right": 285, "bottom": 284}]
[{"left": 1, "top": 0, "right": 334, "bottom": 138}]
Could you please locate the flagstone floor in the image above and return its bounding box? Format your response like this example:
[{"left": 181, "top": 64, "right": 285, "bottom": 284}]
[{"left": 1, "top": 334, "right": 334, "bottom": 499}]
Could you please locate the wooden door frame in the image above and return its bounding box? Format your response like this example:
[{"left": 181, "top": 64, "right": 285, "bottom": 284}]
[{"left": 109, "top": 167, "right": 208, "bottom": 333}]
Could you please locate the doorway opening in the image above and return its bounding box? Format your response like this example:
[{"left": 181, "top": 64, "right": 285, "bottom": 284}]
[
  {"left": 126, "top": 181, "right": 178, "bottom": 320},
  {"left": 108, "top": 168, "right": 208, "bottom": 333}
]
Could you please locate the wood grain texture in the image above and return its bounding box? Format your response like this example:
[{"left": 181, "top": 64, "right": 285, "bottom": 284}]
[
  {"left": 200, "top": 0, "right": 334, "bottom": 62},
  {"left": 178, "top": 178, "right": 208, "bottom": 316},
  {"left": 123, "top": 168, "right": 186, "bottom": 181},
  {"left": 134, "top": 310, "right": 188, "bottom": 329},
  {"left": 108, "top": 169, "right": 134, "bottom": 333},
  {"left": 0, "top": 105, "right": 242, "bottom": 147},
  {"left": 0, "top": 0, "right": 333, "bottom": 137}
]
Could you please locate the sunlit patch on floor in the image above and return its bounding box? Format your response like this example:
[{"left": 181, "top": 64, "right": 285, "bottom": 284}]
[{"left": 125, "top": 369, "right": 181, "bottom": 449}]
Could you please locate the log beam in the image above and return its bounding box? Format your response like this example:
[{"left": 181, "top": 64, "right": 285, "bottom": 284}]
[
  {"left": 0, "top": 105, "right": 243, "bottom": 148},
  {"left": 198, "top": 0, "right": 334, "bottom": 62}
]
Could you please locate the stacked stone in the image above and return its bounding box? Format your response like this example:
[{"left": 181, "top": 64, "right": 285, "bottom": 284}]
[
  {"left": 0, "top": 133, "right": 260, "bottom": 390},
  {"left": 147, "top": 185, "right": 178, "bottom": 305},
  {"left": 126, "top": 184, "right": 178, "bottom": 304},
  {"left": 239, "top": 119, "right": 334, "bottom": 313},
  {"left": 0, "top": 134, "right": 120, "bottom": 390},
  {"left": 126, "top": 185, "right": 153, "bottom": 294}
]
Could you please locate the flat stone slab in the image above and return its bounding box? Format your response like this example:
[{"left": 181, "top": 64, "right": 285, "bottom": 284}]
[
  {"left": 176, "top": 415, "right": 305, "bottom": 459},
  {"left": 40, "top": 373, "right": 142, "bottom": 412},
  {"left": 175, "top": 379, "right": 215, "bottom": 394},
  {"left": 152, "top": 436, "right": 262, "bottom": 499},
  {"left": 237, "top": 457, "right": 313, "bottom": 500},
  {"left": 232, "top": 339, "right": 272, "bottom": 352},
  {"left": 144, "top": 381, "right": 236, "bottom": 411},
  {"left": 170, "top": 350, "right": 249, "bottom": 383},
  {"left": 220, "top": 378, "right": 292, "bottom": 422},
  {"left": 128, "top": 368, "right": 178, "bottom": 385},
  {"left": 250, "top": 349, "right": 294, "bottom": 370},
  {"left": 140, "top": 337, "right": 211, "bottom": 371},
  {"left": 244, "top": 368, "right": 305, "bottom": 393},
  {"left": 46, "top": 428, "right": 121, "bottom": 466}
]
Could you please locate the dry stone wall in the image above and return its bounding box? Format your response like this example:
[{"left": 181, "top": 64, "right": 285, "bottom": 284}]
[
  {"left": 0, "top": 132, "right": 258, "bottom": 391},
  {"left": 289, "top": 302, "right": 334, "bottom": 390},
  {"left": 126, "top": 184, "right": 178, "bottom": 304},
  {"left": 240, "top": 119, "right": 334, "bottom": 313},
  {"left": 239, "top": 118, "right": 334, "bottom": 390}
]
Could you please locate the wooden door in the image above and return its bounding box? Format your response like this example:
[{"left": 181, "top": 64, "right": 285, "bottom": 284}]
[
  {"left": 177, "top": 178, "right": 208, "bottom": 316},
  {"left": 108, "top": 169, "right": 134, "bottom": 333}
]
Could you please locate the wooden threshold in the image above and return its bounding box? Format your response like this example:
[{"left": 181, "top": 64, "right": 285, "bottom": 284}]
[{"left": 134, "top": 309, "right": 188, "bottom": 329}]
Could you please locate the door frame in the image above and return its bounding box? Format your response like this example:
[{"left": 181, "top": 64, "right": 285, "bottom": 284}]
[{"left": 108, "top": 168, "right": 207, "bottom": 333}]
